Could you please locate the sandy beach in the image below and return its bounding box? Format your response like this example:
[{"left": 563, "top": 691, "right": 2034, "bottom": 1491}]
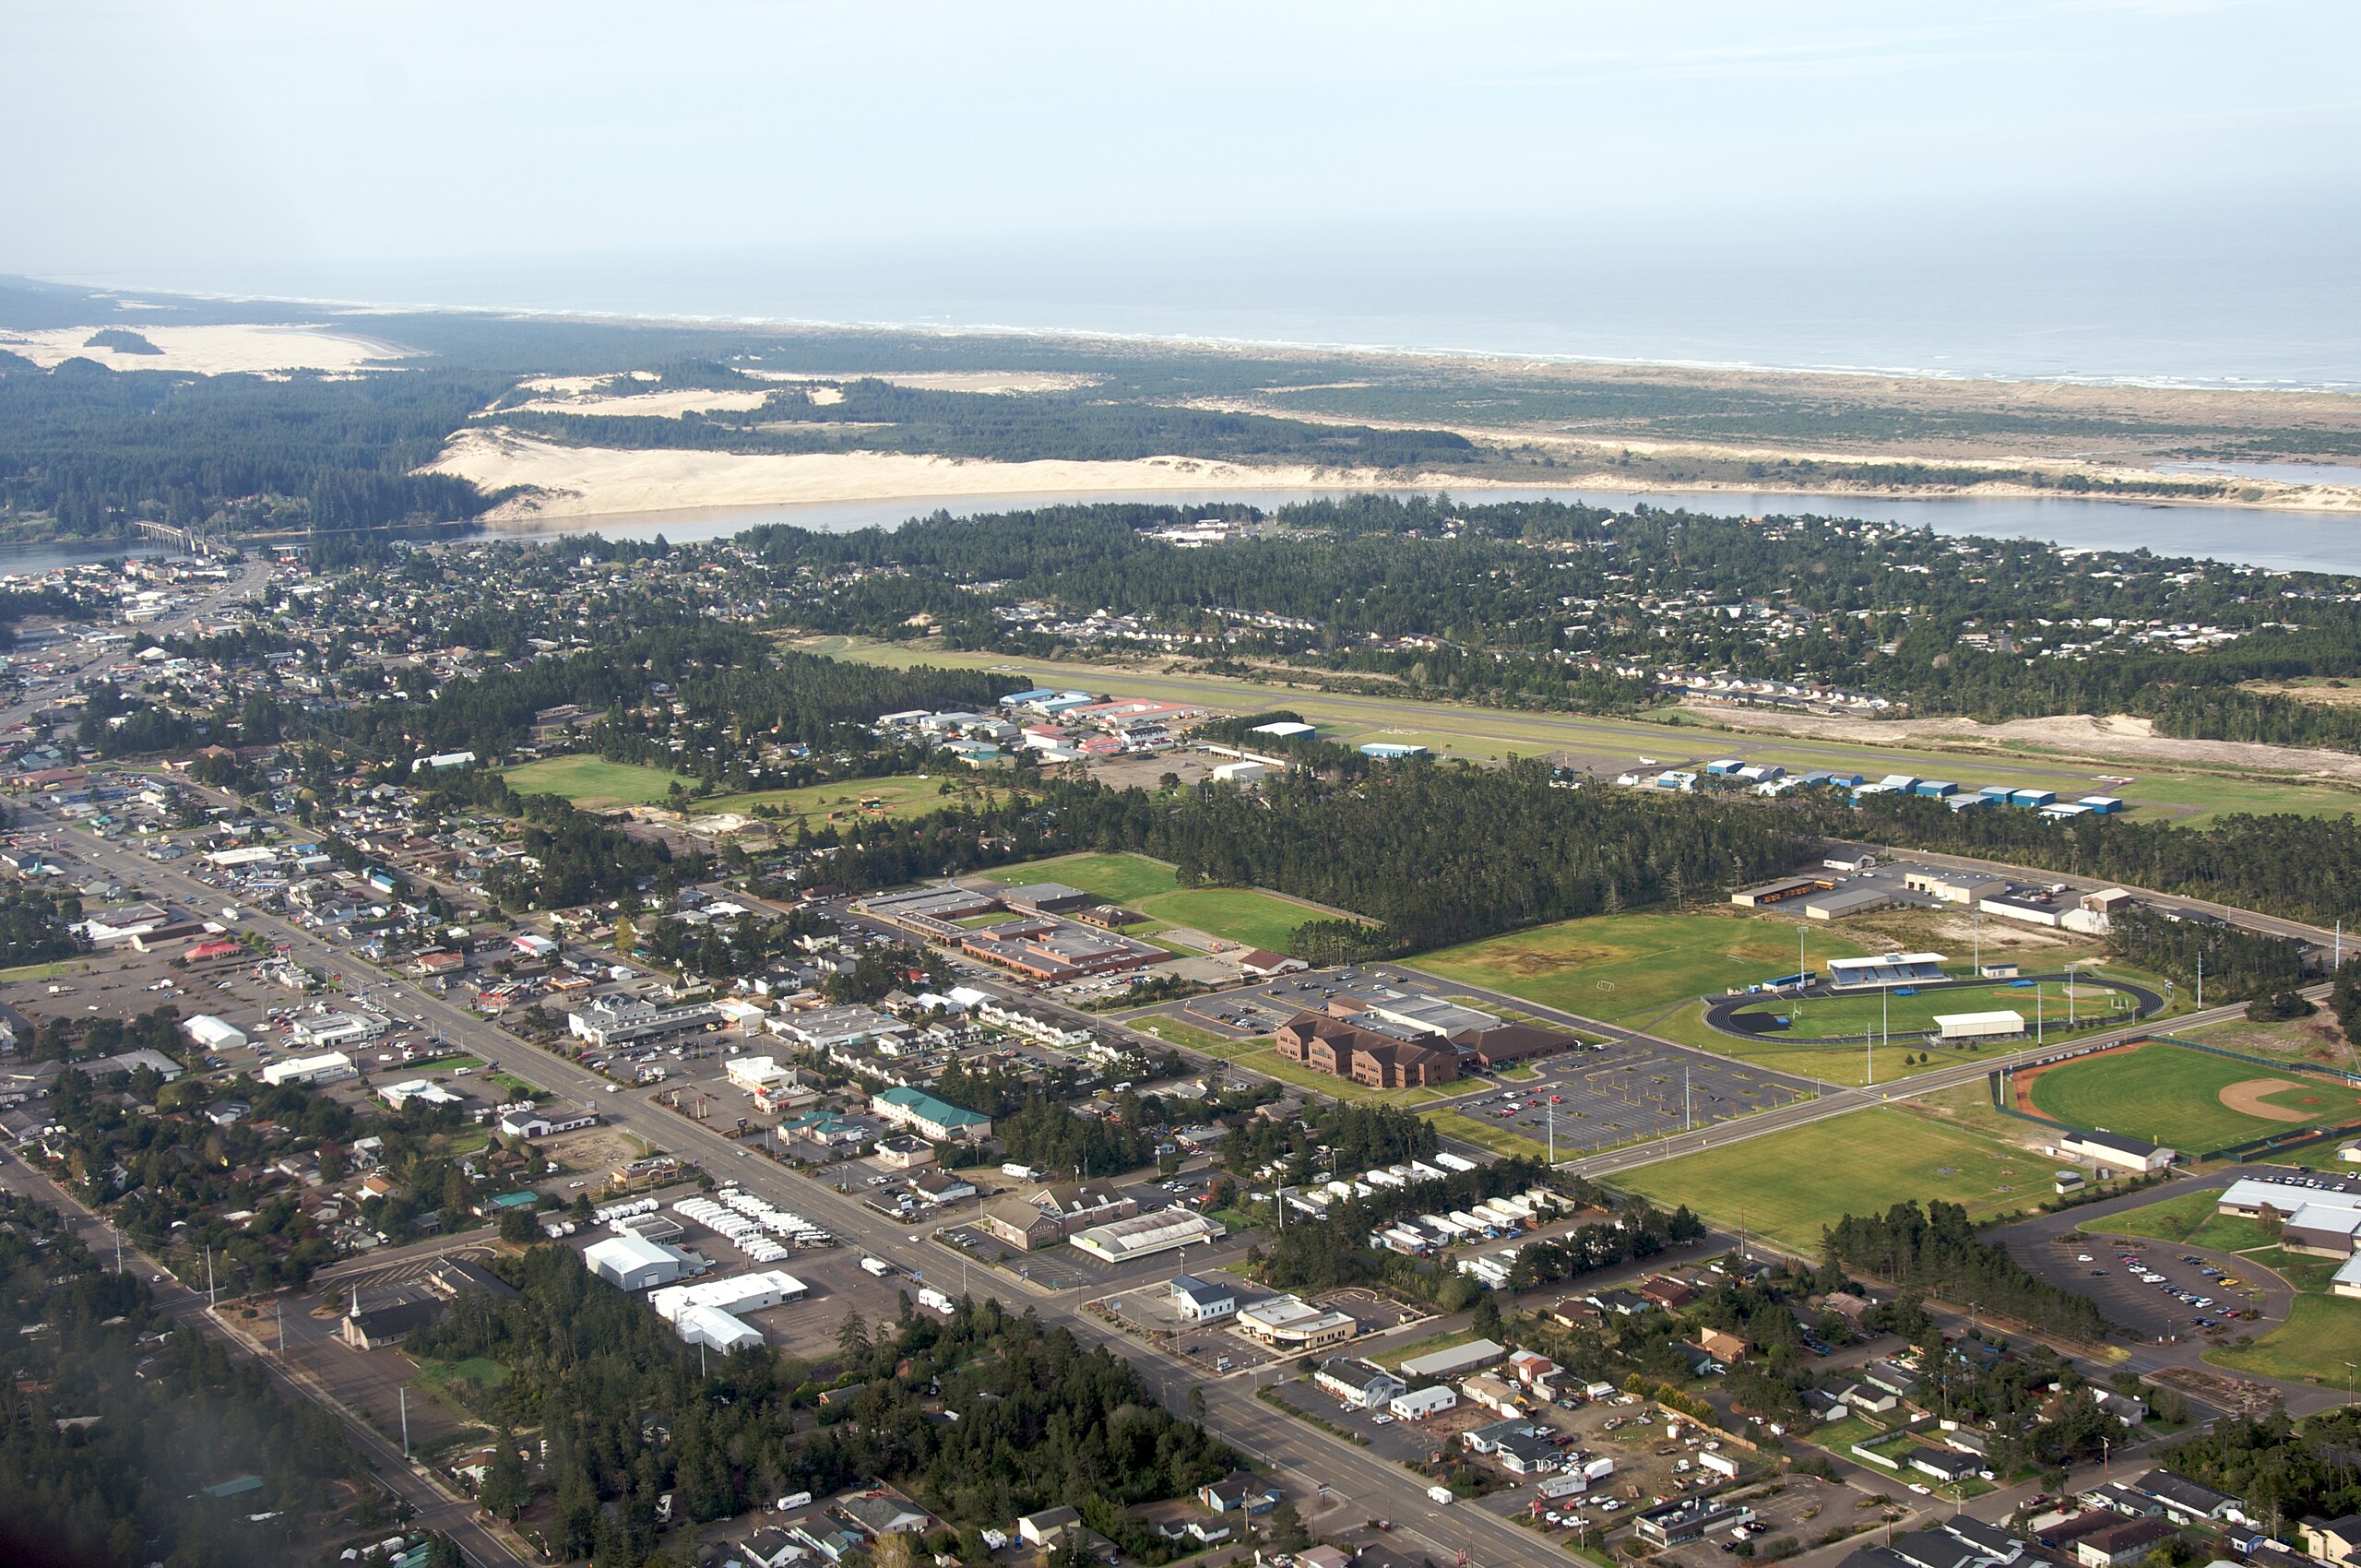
[{"left": 0, "top": 322, "right": 416, "bottom": 374}]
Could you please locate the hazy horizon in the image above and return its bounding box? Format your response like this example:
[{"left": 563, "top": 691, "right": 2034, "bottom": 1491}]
[{"left": 7, "top": 2, "right": 2361, "bottom": 386}]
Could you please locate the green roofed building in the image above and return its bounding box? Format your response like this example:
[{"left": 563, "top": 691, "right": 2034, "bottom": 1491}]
[{"left": 871, "top": 1086, "right": 992, "bottom": 1142}]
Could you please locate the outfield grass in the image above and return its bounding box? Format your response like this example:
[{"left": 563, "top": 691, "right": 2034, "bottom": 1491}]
[
  {"left": 987, "top": 852, "right": 1322, "bottom": 950},
  {"left": 1615, "top": 1107, "right": 2036, "bottom": 1253},
  {"left": 2028, "top": 1041, "right": 2361, "bottom": 1152},
  {"left": 503, "top": 754, "right": 694, "bottom": 804},
  {"left": 1419, "top": 909, "right": 1872, "bottom": 1026}
]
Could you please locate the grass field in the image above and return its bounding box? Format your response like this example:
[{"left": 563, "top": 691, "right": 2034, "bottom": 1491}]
[
  {"left": 2026, "top": 1041, "right": 2361, "bottom": 1152},
  {"left": 1614, "top": 1107, "right": 2036, "bottom": 1252},
  {"left": 1647, "top": 1000, "right": 1958, "bottom": 1088},
  {"left": 988, "top": 852, "right": 1324, "bottom": 950},
  {"left": 2212, "top": 1294, "right": 2361, "bottom": 1381},
  {"left": 1722, "top": 978, "right": 2144, "bottom": 1041},
  {"left": 502, "top": 754, "right": 694, "bottom": 805},
  {"left": 701, "top": 773, "right": 966, "bottom": 824},
  {"left": 814, "top": 636, "right": 2361, "bottom": 826},
  {"left": 0, "top": 958, "right": 87, "bottom": 984},
  {"left": 1419, "top": 910, "right": 1871, "bottom": 1025}
]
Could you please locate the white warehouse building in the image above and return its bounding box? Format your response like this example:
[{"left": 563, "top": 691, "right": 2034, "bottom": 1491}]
[
  {"left": 649, "top": 1270, "right": 809, "bottom": 1352},
  {"left": 184, "top": 1015, "right": 248, "bottom": 1051},
  {"left": 259, "top": 1051, "right": 356, "bottom": 1087}
]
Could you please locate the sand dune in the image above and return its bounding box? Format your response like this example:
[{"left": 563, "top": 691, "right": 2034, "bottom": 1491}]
[
  {"left": 429, "top": 426, "right": 1442, "bottom": 523},
  {"left": 739, "top": 369, "right": 1097, "bottom": 394},
  {"left": 0, "top": 323, "right": 416, "bottom": 374},
  {"left": 503, "top": 387, "right": 777, "bottom": 419}
]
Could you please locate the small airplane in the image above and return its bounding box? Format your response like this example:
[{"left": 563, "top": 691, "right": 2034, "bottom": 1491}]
[{"left": 1636, "top": 756, "right": 1657, "bottom": 766}]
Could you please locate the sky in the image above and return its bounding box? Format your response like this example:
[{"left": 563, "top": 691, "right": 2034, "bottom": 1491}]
[{"left": 5, "top": 1, "right": 2358, "bottom": 379}]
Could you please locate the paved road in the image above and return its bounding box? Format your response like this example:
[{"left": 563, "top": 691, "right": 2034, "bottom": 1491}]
[{"left": 0, "top": 1154, "right": 525, "bottom": 1568}]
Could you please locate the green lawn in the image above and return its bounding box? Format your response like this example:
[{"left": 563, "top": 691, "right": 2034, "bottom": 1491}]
[
  {"left": 1723, "top": 979, "right": 2142, "bottom": 1042},
  {"left": 1647, "top": 1000, "right": 1957, "bottom": 1088},
  {"left": 1136, "top": 1017, "right": 1255, "bottom": 1055},
  {"left": 2211, "top": 1294, "right": 2361, "bottom": 1382},
  {"left": 1139, "top": 887, "right": 1313, "bottom": 952},
  {"left": 1615, "top": 1108, "right": 2037, "bottom": 1253},
  {"left": 990, "top": 852, "right": 1181, "bottom": 905},
  {"left": 2027, "top": 1041, "right": 2361, "bottom": 1152},
  {"left": 503, "top": 754, "right": 694, "bottom": 805},
  {"left": 1418, "top": 910, "right": 1870, "bottom": 1026},
  {"left": 2080, "top": 1189, "right": 2221, "bottom": 1244},
  {"left": 701, "top": 772, "right": 969, "bottom": 824},
  {"left": 987, "top": 853, "right": 1322, "bottom": 950},
  {"left": 0, "top": 958, "right": 87, "bottom": 984}
]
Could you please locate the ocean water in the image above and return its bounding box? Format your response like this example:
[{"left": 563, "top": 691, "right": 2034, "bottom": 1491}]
[{"left": 121, "top": 213, "right": 2361, "bottom": 390}]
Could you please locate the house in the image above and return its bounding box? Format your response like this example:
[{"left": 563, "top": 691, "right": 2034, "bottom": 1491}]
[
  {"left": 1461, "top": 1373, "right": 1525, "bottom": 1418},
  {"left": 838, "top": 1491, "right": 932, "bottom": 1538},
  {"left": 2134, "top": 1470, "right": 2244, "bottom": 1526},
  {"left": 1237, "top": 949, "right": 1307, "bottom": 977},
  {"left": 1169, "top": 1273, "right": 1237, "bottom": 1321},
  {"left": 1198, "top": 1472, "right": 1282, "bottom": 1515},
  {"left": 2300, "top": 1516, "right": 2361, "bottom": 1568},
  {"left": 2074, "top": 1518, "right": 2178, "bottom": 1568},
  {"left": 1694, "top": 1326, "right": 1748, "bottom": 1363},
  {"left": 2090, "top": 1387, "right": 2149, "bottom": 1426},
  {"left": 1909, "top": 1447, "right": 1986, "bottom": 1484},
  {"left": 1315, "top": 1357, "right": 1406, "bottom": 1409},
  {"left": 1017, "top": 1507, "right": 1082, "bottom": 1549}
]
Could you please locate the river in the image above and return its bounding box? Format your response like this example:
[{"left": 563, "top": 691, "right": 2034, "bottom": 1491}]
[
  {"left": 504, "top": 484, "right": 2361, "bottom": 576},
  {"left": 9, "top": 484, "right": 2355, "bottom": 576}
]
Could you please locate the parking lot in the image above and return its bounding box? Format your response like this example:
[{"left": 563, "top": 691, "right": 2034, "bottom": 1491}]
[{"left": 1445, "top": 1040, "right": 1811, "bottom": 1157}]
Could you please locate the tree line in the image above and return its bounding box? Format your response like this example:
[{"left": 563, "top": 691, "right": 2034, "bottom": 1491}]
[{"left": 1821, "top": 1200, "right": 2106, "bottom": 1341}]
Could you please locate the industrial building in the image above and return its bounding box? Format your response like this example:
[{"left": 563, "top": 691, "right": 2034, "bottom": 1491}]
[
  {"left": 649, "top": 1271, "right": 809, "bottom": 1352},
  {"left": 184, "top": 1015, "right": 247, "bottom": 1051},
  {"left": 1933, "top": 1010, "right": 2025, "bottom": 1041},
  {"left": 584, "top": 1233, "right": 705, "bottom": 1290},
  {"left": 291, "top": 1011, "right": 386, "bottom": 1050},
  {"left": 566, "top": 994, "right": 721, "bottom": 1050},
  {"left": 1067, "top": 1207, "right": 1223, "bottom": 1264}
]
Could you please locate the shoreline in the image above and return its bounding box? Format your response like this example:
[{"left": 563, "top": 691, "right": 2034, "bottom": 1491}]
[{"left": 44, "top": 269, "right": 2361, "bottom": 397}]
